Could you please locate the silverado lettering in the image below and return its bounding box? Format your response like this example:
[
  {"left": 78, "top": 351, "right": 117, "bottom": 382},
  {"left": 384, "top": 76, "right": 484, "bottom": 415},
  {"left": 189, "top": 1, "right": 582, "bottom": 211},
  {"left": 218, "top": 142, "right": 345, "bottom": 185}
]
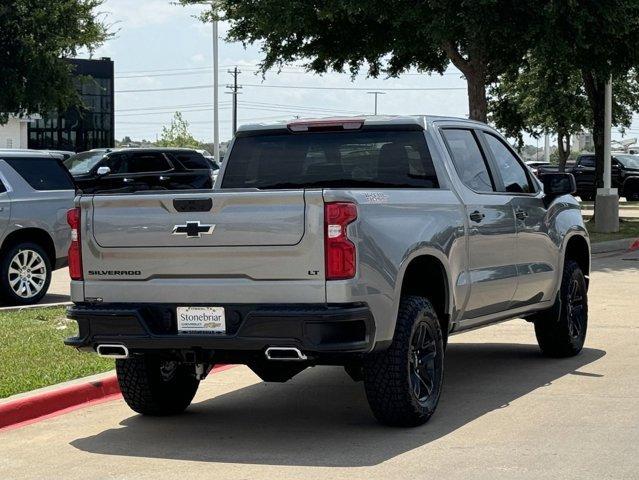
[{"left": 88, "top": 270, "right": 142, "bottom": 276}]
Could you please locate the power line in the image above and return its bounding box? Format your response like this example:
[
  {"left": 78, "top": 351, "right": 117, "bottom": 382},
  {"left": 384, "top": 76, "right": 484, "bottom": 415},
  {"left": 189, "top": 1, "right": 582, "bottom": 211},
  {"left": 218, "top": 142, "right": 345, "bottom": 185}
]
[
  {"left": 117, "top": 114, "right": 298, "bottom": 125},
  {"left": 115, "top": 67, "right": 464, "bottom": 79},
  {"left": 116, "top": 83, "right": 467, "bottom": 93}
]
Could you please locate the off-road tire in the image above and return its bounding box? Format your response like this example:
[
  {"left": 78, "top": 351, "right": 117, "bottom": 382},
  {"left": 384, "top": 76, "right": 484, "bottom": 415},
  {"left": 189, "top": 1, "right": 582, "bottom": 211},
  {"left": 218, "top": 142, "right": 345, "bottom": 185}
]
[
  {"left": 116, "top": 356, "right": 200, "bottom": 415},
  {"left": 0, "top": 242, "right": 51, "bottom": 306},
  {"left": 363, "top": 296, "right": 444, "bottom": 427},
  {"left": 534, "top": 260, "right": 588, "bottom": 357}
]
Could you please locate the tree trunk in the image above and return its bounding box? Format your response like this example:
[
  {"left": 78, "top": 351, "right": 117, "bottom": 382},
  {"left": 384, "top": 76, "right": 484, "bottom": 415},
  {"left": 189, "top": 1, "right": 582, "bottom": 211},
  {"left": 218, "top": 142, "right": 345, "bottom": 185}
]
[
  {"left": 442, "top": 42, "right": 488, "bottom": 123},
  {"left": 582, "top": 70, "right": 606, "bottom": 189},
  {"left": 466, "top": 73, "right": 488, "bottom": 123}
]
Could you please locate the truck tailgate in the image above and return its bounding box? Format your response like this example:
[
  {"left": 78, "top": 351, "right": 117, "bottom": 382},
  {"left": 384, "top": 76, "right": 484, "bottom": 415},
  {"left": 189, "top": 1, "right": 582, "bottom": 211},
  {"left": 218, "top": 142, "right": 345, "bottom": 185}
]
[
  {"left": 76, "top": 190, "right": 326, "bottom": 304},
  {"left": 91, "top": 191, "right": 306, "bottom": 248}
]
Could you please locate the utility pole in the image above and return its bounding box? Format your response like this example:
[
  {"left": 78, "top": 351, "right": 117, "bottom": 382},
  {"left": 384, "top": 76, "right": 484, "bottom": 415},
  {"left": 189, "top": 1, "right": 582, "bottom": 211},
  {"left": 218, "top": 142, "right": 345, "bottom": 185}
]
[
  {"left": 226, "top": 66, "right": 242, "bottom": 136},
  {"left": 367, "top": 91, "right": 385, "bottom": 115},
  {"left": 211, "top": 3, "right": 219, "bottom": 163},
  {"left": 595, "top": 75, "right": 619, "bottom": 233}
]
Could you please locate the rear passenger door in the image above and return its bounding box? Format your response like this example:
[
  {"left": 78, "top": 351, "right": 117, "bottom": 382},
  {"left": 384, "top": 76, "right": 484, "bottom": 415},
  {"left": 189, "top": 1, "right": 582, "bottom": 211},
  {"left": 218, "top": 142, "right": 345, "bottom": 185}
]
[
  {"left": 573, "top": 155, "right": 596, "bottom": 196},
  {"left": 114, "top": 151, "right": 174, "bottom": 192},
  {"left": 480, "top": 132, "right": 557, "bottom": 307},
  {"left": 440, "top": 128, "right": 518, "bottom": 321},
  {"left": 165, "top": 151, "right": 214, "bottom": 190}
]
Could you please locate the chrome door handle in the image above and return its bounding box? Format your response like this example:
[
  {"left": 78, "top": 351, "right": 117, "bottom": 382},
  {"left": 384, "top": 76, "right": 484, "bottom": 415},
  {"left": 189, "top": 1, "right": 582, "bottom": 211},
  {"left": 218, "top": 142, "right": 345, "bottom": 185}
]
[
  {"left": 159, "top": 176, "right": 169, "bottom": 181},
  {"left": 123, "top": 178, "right": 133, "bottom": 183},
  {"left": 515, "top": 209, "right": 528, "bottom": 220},
  {"left": 469, "top": 211, "right": 485, "bottom": 223}
]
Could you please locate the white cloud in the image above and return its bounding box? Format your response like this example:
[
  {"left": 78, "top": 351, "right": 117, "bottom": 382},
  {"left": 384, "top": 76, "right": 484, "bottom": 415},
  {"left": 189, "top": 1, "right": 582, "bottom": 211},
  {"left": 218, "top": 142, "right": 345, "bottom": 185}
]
[
  {"left": 101, "top": 0, "right": 206, "bottom": 29},
  {"left": 190, "top": 53, "right": 206, "bottom": 64}
]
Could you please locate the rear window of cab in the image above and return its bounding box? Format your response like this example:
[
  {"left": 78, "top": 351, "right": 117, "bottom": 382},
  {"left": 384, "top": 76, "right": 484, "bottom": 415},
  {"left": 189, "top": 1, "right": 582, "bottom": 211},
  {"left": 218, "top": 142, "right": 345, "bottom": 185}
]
[{"left": 222, "top": 130, "right": 439, "bottom": 189}]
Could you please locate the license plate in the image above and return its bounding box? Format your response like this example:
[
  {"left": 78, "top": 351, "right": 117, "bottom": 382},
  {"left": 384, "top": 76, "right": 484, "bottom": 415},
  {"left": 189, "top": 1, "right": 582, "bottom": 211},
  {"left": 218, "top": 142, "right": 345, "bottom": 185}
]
[{"left": 177, "top": 306, "right": 226, "bottom": 334}]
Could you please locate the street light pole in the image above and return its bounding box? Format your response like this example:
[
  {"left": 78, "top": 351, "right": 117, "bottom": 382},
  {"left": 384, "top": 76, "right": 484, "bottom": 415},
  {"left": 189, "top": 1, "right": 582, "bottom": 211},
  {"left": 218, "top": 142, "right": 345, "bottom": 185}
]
[
  {"left": 544, "top": 133, "right": 550, "bottom": 163},
  {"left": 367, "top": 91, "right": 385, "bottom": 115},
  {"left": 594, "top": 75, "right": 619, "bottom": 233},
  {"left": 211, "top": 4, "right": 219, "bottom": 162}
]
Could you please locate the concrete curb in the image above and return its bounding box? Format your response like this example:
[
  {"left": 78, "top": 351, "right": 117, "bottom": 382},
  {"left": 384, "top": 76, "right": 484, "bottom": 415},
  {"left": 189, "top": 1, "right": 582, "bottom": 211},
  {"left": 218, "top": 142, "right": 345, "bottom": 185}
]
[
  {"left": 0, "top": 375, "right": 120, "bottom": 431},
  {"left": 0, "top": 364, "right": 235, "bottom": 432},
  {"left": 591, "top": 237, "right": 639, "bottom": 254}
]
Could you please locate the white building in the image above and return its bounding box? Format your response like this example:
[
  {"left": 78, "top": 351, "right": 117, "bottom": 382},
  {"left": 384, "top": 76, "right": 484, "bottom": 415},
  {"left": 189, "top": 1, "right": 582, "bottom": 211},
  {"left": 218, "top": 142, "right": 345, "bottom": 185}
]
[
  {"left": 571, "top": 131, "right": 594, "bottom": 152},
  {"left": 0, "top": 115, "right": 38, "bottom": 149}
]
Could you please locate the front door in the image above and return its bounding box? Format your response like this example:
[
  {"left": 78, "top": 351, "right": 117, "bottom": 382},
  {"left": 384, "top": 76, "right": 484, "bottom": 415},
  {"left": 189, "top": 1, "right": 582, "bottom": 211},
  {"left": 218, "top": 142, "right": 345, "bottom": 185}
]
[
  {"left": 479, "top": 131, "right": 557, "bottom": 307},
  {"left": 440, "top": 128, "right": 518, "bottom": 320}
]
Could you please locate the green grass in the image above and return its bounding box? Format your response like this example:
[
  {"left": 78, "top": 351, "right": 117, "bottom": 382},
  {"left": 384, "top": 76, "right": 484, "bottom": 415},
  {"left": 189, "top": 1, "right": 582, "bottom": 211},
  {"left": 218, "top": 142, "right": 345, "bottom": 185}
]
[
  {"left": 0, "top": 307, "right": 113, "bottom": 399},
  {"left": 585, "top": 218, "right": 639, "bottom": 243}
]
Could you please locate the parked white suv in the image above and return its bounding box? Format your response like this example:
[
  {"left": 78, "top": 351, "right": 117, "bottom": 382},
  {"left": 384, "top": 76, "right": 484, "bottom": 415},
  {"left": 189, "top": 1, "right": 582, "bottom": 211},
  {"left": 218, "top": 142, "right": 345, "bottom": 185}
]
[{"left": 0, "top": 151, "right": 75, "bottom": 305}]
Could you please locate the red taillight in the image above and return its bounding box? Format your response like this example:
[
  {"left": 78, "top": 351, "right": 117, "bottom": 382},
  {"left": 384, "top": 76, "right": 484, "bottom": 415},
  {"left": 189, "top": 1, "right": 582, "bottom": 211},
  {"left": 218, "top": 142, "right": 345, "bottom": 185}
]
[
  {"left": 67, "top": 208, "right": 83, "bottom": 280},
  {"left": 325, "top": 202, "right": 357, "bottom": 280}
]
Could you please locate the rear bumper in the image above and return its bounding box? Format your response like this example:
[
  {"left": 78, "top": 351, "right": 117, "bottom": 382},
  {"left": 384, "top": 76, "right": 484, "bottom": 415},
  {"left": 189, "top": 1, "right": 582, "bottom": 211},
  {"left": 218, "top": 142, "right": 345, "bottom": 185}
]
[{"left": 65, "top": 303, "right": 375, "bottom": 358}]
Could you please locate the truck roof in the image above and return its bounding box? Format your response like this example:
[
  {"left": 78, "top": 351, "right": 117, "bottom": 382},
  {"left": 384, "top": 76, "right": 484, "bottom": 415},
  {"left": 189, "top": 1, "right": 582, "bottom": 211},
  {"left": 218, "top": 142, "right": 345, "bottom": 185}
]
[{"left": 236, "top": 114, "right": 484, "bottom": 134}]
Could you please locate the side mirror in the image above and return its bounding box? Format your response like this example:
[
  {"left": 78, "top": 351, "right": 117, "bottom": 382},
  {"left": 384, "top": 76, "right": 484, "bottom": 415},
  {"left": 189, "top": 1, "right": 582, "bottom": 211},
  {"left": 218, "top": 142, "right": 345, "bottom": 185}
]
[
  {"left": 96, "top": 166, "right": 111, "bottom": 176},
  {"left": 541, "top": 173, "right": 576, "bottom": 204}
]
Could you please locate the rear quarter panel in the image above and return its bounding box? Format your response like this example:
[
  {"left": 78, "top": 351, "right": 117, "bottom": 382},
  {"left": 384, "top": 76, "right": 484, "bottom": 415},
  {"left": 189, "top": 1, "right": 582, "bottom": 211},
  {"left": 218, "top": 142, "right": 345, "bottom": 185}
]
[{"left": 324, "top": 188, "right": 467, "bottom": 345}]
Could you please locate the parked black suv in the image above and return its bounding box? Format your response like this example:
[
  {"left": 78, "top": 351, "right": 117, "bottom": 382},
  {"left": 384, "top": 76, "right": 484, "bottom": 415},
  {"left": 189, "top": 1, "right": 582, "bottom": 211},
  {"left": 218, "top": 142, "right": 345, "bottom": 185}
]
[
  {"left": 539, "top": 153, "right": 639, "bottom": 200},
  {"left": 64, "top": 148, "right": 214, "bottom": 194}
]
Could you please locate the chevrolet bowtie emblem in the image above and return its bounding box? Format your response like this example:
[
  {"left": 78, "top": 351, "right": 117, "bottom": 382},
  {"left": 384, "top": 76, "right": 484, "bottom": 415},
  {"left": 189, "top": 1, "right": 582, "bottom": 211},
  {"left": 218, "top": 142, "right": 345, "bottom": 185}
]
[{"left": 172, "top": 221, "right": 215, "bottom": 238}]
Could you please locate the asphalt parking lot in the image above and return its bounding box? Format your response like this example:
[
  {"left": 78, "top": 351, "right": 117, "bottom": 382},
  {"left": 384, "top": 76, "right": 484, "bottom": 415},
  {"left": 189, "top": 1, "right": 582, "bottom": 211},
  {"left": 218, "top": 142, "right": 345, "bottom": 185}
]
[{"left": 1, "top": 249, "right": 637, "bottom": 480}]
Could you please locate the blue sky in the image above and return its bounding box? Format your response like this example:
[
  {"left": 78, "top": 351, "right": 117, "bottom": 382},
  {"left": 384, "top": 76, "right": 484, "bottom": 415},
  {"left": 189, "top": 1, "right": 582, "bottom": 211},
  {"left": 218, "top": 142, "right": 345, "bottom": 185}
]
[{"left": 90, "top": 0, "right": 637, "bottom": 146}]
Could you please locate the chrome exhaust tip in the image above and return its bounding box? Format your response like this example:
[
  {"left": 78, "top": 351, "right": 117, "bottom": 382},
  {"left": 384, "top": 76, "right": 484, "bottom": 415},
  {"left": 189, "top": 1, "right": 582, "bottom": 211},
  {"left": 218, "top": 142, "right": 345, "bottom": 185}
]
[
  {"left": 96, "top": 344, "right": 129, "bottom": 359},
  {"left": 264, "top": 347, "right": 307, "bottom": 361}
]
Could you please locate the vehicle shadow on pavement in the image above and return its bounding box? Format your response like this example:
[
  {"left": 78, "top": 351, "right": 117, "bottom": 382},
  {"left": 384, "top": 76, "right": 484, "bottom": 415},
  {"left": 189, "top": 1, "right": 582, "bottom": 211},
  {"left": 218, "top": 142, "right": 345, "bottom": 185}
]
[{"left": 71, "top": 342, "right": 605, "bottom": 467}]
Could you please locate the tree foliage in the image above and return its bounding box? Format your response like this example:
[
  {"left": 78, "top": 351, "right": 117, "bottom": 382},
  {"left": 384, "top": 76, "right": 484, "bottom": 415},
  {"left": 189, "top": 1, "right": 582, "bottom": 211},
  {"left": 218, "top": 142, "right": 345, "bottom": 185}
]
[
  {"left": 181, "top": 0, "right": 540, "bottom": 122},
  {"left": 156, "top": 112, "right": 203, "bottom": 148},
  {"left": 489, "top": 55, "right": 591, "bottom": 171},
  {"left": 0, "top": 0, "right": 109, "bottom": 124},
  {"left": 535, "top": 1, "right": 639, "bottom": 188}
]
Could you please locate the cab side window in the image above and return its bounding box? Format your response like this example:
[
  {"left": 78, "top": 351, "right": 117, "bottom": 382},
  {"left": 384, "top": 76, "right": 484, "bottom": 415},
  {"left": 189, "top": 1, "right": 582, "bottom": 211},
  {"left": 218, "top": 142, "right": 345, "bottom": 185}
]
[
  {"left": 579, "top": 155, "right": 595, "bottom": 168},
  {"left": 442, "top": 129, "right": 494, "bottom": 193},
  {"left": 484, "top": 133, "right": 533, "bottom": 194},
  {"left": 119, "top": 152, "right": 171, "bottom": 174}
]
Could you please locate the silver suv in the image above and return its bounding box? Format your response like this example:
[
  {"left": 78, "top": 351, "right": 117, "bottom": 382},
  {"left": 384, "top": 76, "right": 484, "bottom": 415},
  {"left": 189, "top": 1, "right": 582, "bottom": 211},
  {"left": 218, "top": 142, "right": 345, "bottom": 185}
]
[
  {"left": 65, "top": 116, "right": 590, "bottom": 427},
  {"left": 0, "top": 151, "right": 75, "bottom": 305}
]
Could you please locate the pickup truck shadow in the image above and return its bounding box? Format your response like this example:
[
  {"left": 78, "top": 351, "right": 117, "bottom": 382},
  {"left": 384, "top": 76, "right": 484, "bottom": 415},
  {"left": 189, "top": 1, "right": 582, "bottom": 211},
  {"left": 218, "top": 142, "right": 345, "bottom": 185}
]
[{"left": 71, "top": 342, "right": 605, "bottom": 467}]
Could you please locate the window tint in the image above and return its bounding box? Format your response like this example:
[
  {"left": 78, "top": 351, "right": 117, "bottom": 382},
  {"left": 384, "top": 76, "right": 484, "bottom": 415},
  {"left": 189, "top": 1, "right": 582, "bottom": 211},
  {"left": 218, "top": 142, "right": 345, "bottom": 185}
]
[
  {"left": 615, "top": 154, "right": 639, "bottom": 169},
  {"left": 484, "top": 133, "right": 532, "bottom": 193},
  {"left": 0, "top": 178, "right": 6, "bottom": 193},
  {"left": 119, "top": 152, "right": 171, "bottom": 174},
  {"left": 442, "top": 129, "right": 493, "bottom": 192},
  {"left": 5, "top": 157, "right": 75, "bottom": 191},
  {"left": 64, "top": 151, "right": 106, "bottom": 175},
  {"left": 579, "top": 155, "right": 595, "bottom": 168},
  {"left": 170, "top": 152, "right": 210, "bottom": 170},
  {"left": 222, "top": 130, "right": 439, "bottom": 189}
]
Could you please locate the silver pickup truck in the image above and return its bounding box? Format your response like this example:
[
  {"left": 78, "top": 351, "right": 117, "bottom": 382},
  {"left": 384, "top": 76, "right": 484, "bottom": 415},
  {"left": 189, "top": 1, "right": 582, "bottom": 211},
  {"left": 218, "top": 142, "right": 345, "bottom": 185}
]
[{"left": 65, "top": 116, "right": 590, "bottom": 427}]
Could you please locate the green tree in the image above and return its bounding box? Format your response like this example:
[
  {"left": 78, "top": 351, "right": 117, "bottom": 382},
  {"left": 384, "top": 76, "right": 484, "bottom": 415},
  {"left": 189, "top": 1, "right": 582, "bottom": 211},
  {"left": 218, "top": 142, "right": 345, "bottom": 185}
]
[
  {"left": 156, "top": 112, "right": 203, "bottom": 148},
  {"left": 490, "top": 56, "right": 591, "bottom": 172},
  {"left": 181, "top": 0, "right": 541, "bottom": 122},
  {"left": 0, "top": 0, "right": 109, "bottom": 124},
  {"left": 537, "top": 1, "right": 639, "bottom": 189}
]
